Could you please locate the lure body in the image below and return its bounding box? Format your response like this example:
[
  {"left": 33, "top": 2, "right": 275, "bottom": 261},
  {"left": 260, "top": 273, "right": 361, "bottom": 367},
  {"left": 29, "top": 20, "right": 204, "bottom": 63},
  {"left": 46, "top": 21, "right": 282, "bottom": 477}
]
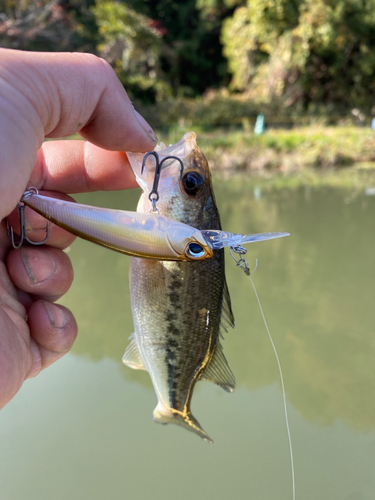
[{"left": 22, "top": 193, "right": 212, "bottom": 261}]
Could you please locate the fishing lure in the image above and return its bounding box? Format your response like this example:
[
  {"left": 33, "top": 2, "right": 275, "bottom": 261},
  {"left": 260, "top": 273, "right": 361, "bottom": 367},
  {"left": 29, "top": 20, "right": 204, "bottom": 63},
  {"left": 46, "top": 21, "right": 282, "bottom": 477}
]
[
  {"left": 8, "top": 187, "right": 213, "bottom": 261},
  {"left": 8, "top": 188, "right": 288, "bottom": 260}
]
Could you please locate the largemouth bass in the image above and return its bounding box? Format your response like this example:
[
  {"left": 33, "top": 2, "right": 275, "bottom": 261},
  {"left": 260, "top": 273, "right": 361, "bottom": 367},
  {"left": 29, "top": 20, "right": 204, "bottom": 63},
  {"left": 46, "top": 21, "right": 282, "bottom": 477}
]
[{"left": 125, "top": 132, "right": 235, "bottom": 442}]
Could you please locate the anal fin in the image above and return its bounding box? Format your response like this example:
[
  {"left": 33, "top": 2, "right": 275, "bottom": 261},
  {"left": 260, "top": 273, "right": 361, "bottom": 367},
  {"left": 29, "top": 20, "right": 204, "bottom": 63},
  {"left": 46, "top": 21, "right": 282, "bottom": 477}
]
[
  {"left": 122, "top": 337, "right": 146, "bottom": 370},
  {"left": 200, "top": 344, "right": 235, "bottom": 392}
]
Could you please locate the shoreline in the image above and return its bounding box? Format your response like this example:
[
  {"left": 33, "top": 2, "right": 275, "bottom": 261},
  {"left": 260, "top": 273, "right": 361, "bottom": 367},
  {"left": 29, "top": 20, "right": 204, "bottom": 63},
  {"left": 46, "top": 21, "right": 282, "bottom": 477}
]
[{"left": 168, "top": 125, "right": 375, "bottom": 190}]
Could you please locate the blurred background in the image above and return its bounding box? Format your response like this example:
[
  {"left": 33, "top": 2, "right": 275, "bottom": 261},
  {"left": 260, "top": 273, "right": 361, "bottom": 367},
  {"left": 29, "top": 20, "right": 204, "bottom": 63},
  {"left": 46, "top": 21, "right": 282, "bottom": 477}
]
[
  {"left": 1, "top": 2, "right": 375, "bottom": 500},
  {"left": 2, "top": 0, "right": 375, "bottom": 179}
]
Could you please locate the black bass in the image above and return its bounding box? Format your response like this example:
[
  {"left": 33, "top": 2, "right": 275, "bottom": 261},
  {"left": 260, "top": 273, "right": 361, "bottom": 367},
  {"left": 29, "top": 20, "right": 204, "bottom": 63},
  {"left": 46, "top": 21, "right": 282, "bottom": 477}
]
[{"left": 125, "top": 132, "right": 235, "bottom": 442}]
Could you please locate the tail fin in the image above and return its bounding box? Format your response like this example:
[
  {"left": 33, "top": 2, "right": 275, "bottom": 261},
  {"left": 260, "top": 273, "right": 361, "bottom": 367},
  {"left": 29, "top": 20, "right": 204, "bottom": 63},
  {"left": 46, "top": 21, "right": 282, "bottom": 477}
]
[{"left": 153, "top": 404, "right": 213, "bottom": 443}]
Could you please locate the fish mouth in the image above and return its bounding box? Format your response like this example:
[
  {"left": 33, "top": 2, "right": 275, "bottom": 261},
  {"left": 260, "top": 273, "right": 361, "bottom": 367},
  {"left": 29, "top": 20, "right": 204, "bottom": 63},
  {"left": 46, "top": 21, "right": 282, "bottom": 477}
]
[
  {"left": 127, "top": 132, "right": 197, "bottom": 178},
  {"left": 126, "top": 132, "right": 197, "bottom": 187},
  {"left": 154, "top": 132, "right": 197, "bottom": 164}
]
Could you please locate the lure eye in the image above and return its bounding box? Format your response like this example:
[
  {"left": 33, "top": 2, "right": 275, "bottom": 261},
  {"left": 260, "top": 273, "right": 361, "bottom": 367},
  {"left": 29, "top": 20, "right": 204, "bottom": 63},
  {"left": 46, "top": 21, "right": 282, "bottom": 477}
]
[
  {"left": 181, "top": 172, "right": 204, "bottom": 196},
  {"left": 185, "top": 242, "right": 206, "bottom": 260}
]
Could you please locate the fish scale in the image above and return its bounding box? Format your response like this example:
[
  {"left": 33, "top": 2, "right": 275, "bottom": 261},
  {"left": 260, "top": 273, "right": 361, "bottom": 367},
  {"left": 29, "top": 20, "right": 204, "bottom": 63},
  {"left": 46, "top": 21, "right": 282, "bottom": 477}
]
[{"left": 131, "top": 256, "right": 224, "bottom": 407}]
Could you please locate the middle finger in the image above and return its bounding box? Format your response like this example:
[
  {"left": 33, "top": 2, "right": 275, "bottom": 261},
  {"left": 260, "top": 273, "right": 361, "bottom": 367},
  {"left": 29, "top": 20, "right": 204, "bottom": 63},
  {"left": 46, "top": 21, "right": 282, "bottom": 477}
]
[{"left": 7, "top": 246, "right": 74, "bottom": 302}]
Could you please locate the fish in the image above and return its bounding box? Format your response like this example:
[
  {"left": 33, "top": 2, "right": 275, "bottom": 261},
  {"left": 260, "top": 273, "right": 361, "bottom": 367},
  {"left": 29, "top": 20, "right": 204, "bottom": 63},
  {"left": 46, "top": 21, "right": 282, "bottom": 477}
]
[{"left": 125, "top": 132, "right": 236, "bottom": 442}]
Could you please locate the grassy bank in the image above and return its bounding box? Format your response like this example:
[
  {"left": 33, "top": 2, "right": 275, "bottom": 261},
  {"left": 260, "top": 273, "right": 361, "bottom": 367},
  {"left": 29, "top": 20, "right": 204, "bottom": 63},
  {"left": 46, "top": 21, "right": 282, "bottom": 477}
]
[
  {"left": 62, "top": 125, "right": 375, "bottom": 190},
  {"left": 159, "top": 125, "right": 375, "bottom": 171},
  {"left": 155, "top": 125, "right": 375, "bottom": 190}
]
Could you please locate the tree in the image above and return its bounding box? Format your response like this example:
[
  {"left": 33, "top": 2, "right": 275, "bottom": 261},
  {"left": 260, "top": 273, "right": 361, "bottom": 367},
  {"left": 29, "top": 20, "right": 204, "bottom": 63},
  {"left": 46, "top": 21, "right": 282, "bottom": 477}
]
[
  {"left": 222, "top": 0, "right": 375, "bottom": 112},
  {"left": 0, "top": 0, "right": 97, "bottom": 53},
  {"left": 92, "top": 1, "right": 171, "bottom": 102},
  {"left": 125, "top": 0, "right": 235, "bottom": 95}
]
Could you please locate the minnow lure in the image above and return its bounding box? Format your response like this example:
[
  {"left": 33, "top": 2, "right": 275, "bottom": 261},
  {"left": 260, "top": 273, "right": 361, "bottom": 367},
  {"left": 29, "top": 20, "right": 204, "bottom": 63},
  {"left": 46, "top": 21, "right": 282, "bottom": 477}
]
[
  {"left": 10, "top": 188, "right": 212, "bottom": 261},
  {"left": 8, "top": 188, "right": 288, "bottom": 261}
]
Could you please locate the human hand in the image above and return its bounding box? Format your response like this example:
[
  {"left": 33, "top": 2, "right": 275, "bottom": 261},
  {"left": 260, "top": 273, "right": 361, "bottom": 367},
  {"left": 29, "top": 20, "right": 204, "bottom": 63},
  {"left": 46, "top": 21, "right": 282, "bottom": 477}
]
[{"left": 0, "top": 49, "right": 157, "bottom": 408}]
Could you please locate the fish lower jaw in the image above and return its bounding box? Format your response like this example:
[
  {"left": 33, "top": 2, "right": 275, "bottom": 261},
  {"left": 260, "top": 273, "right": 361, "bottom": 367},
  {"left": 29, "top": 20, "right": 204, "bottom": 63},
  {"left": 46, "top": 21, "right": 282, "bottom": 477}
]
[{"left": 153, "top": 403, "right": 213, "bottom": 443}]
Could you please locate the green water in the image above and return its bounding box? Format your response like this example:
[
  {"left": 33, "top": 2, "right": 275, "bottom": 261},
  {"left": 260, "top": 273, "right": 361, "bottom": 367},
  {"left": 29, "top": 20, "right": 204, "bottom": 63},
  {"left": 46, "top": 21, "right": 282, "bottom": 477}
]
[{"left": 1, "top": 181, "right": 375, "bottom": 500}]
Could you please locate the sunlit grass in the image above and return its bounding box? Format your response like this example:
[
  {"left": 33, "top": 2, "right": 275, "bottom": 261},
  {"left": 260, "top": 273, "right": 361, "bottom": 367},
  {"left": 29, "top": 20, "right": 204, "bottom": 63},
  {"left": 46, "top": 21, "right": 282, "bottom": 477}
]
[{"left": 156, "top": 124, "right": 375, "bottom": 175}]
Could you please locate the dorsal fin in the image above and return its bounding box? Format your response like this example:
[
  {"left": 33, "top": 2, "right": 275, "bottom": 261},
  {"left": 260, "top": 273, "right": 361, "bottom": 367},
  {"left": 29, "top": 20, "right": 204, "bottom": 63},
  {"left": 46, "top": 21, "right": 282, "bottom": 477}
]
[
  {"left": 122, "top": 337, "right": 147, "bottom": 371},
  {"left": 200, "top": 343, "right": 235, "bottom": 392},
  {"left": 220, "top": 279, "right": 235, "bottom": 331}
]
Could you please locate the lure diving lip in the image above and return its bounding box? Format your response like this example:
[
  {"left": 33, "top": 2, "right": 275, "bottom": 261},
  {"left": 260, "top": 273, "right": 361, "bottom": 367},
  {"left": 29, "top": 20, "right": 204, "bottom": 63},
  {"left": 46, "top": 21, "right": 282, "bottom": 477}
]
[{"left": 200, "top": 230, "right": 290, "bottom": 250}]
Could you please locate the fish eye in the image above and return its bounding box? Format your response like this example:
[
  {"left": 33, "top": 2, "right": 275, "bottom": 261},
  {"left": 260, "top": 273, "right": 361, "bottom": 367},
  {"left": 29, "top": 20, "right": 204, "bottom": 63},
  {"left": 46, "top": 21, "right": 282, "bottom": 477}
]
[
  {"left": 181, "top": 172, "right": 204, "bottom": 196},
  {"left": 185, "top": 242, "right": 206, "bottom": 259}
]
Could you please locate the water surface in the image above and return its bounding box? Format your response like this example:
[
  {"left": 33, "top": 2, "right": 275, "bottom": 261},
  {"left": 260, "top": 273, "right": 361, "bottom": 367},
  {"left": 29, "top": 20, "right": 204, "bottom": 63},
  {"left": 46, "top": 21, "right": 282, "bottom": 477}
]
[{"left": 1, "top": 181, "right": 375, "bottom": 500}]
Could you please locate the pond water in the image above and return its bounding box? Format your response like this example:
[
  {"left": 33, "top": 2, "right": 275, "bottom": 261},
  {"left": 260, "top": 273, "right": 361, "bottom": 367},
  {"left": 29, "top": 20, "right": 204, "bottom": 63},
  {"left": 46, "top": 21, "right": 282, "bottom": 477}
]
[{"left": 1, "top": 180, "right": 375, "bottom": 500}]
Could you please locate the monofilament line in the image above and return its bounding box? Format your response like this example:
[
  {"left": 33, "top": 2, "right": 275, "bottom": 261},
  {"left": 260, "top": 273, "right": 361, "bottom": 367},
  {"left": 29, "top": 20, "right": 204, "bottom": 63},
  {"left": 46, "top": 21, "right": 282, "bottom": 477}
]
[{"left": 249, "top": 274, "right": 296, "bottom": 500}]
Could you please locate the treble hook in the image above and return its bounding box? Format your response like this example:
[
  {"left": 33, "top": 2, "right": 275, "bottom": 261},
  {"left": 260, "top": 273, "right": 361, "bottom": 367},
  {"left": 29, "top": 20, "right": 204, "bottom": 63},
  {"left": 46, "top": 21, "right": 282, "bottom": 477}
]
[
  {"left": 141, "top": 152, "right": 184, "bottom": 213},
  {"left": 229, "top": 245, "right": 252, "bottom": 276},
  {"left": 7, "top": 195, "right": 49, "bottom": 249}
]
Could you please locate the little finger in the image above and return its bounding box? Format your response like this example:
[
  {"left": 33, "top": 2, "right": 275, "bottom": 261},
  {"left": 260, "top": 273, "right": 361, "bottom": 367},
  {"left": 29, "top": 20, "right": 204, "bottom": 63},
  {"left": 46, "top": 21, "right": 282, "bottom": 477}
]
[{"left": 27, "top": 300, "right": 77, "bottom": 376}]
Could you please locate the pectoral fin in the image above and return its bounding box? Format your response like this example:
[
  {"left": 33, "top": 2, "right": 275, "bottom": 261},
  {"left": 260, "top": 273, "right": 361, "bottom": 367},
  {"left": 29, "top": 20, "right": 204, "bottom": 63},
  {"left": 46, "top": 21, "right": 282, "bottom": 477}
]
[
  {"left": 200, "top": 344, "right": 235, "bottom": 392},
  {"left": 122, "top": 337, "right": 146, "bottom": 370}
]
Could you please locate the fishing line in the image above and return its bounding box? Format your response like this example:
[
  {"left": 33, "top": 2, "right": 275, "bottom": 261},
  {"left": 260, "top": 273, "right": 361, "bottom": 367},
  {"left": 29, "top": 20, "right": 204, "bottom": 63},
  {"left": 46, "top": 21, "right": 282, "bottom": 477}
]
[
  {"left": 248, "top": 271, "right": 295, "bottom": 500},
  {"left": 230, "top": 249, "right": 295, "bottom": 500}
]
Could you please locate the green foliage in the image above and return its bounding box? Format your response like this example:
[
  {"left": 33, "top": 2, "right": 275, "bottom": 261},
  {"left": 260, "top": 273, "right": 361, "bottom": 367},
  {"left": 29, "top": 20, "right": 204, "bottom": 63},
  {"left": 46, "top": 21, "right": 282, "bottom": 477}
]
[
  {"left": 91, "top": 1, "right": 171, "bottom": 102},
  {"left": 1, "top": 0, "right": 375, "bottom": 115},
  {"left": 148, "top": 125, "right": 375, "bottom": 174},
  {"left": 222, "top": 0, "right": 375, "bottom": 112},
  {"left": 124, "top": 0, "right": 232, "bottom": 95},
  {"left": 135, "top": 91, "right": 262, "bottom": 129},
  {"left": 0, "top": 0, "right": 97, "bottom": 52}
]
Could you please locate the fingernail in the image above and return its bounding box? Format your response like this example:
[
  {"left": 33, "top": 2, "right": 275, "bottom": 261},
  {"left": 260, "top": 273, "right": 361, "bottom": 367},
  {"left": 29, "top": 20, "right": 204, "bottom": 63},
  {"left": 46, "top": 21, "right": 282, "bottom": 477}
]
[
  {"left": 134, "top": 109, "right": 158, "bottom": 144},
  {"left": 21, "top": 248, "right": 57, "bottom": 284},
  {"left": 44, "top": 302, "right": 68, "bottom": 329}
]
